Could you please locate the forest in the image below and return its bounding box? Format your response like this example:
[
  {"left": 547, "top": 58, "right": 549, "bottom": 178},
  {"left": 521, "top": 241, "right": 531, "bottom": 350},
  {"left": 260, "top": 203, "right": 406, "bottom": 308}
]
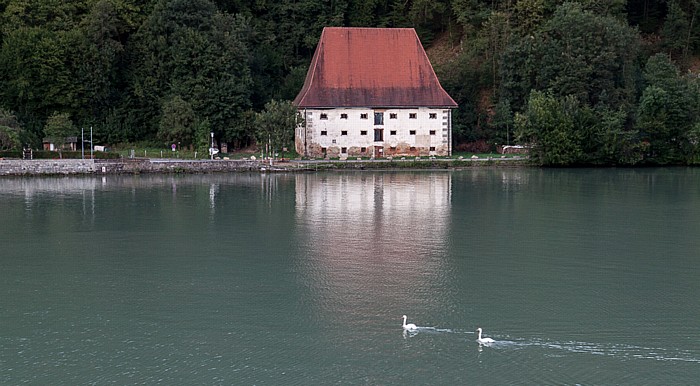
[{"left": 1, "top": 0, "right": 700, "bottom": 165}]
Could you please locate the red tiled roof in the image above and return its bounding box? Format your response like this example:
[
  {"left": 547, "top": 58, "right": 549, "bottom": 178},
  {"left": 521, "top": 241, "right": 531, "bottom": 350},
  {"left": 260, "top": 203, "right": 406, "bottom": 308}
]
[{"left": 294, "top": 27, "right": 457, "bottom": 108}]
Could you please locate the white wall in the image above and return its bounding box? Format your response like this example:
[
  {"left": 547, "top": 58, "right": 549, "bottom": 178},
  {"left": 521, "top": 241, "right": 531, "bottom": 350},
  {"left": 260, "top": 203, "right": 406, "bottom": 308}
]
[{"left": 296, "top": 107, "right": 451, "bottom": 158}]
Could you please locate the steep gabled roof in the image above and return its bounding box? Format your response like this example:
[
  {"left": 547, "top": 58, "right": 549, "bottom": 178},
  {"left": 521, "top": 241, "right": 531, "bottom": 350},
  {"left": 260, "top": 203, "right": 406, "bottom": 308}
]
[{"left": 294, "top": 27, "right": 457, "bottom": 108}]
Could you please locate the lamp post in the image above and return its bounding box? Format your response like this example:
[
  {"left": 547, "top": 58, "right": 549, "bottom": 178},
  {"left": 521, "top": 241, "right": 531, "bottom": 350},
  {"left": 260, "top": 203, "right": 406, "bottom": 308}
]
[{"left": 210, "top": 132, "right": 214, "bottom": 160}]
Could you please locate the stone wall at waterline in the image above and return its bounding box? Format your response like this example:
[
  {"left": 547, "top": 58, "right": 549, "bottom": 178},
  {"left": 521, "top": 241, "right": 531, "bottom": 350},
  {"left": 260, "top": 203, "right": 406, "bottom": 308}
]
[
  {"left": 0, "top": 159, "right": 96, "bottom": 176},
  {"left": 0, "top": 159, "right": 260, "bottom": 176},
  {"left": 0, "top": 157, "right": 528, "bottom": 176}
]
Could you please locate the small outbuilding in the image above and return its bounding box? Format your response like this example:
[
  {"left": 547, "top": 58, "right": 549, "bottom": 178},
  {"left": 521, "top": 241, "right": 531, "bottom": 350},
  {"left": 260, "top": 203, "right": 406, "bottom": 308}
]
[
  {"left": 42, "top": 137, "right": 85, "bottom": 152},
  {"left": 293, "top": 27, "right": 457, "bottom": 158}
]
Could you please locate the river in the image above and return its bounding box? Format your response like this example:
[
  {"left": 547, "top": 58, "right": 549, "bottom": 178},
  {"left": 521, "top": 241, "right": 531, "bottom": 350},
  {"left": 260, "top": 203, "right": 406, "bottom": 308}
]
[{"left": 1, "top": 168, "right": 699, "bottom": 384}]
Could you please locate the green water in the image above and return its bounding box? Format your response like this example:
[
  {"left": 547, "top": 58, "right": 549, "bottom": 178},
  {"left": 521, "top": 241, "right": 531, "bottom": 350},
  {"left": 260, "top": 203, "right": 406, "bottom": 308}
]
[{"left": 1, "top": 169, "right": 699, "bottom": 385}]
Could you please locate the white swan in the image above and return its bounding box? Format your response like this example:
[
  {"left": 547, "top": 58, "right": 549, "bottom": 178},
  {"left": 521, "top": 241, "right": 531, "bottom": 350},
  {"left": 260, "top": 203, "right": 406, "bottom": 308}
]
[
  {"left": 402, "top": 315, "right": 418, "bottom": 331},
  {"left": 476, "top": 328, "right": 495, "bottom": 344}
]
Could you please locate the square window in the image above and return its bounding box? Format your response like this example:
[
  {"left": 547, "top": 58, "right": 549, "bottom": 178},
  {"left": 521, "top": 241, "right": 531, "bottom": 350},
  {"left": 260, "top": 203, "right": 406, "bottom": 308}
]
[
  {"left": 430, "top": 146, "right": 436, "bottom": 151},
  {"left": 429, "top": 113, "right": 437, "bottom": 119},
  {"left": 430, "top": 130, "right": 436, "bottom": 135},
  {"left": 341, "top": 147, "right": 347, "bottom": 153},
  {"left": 340, "top": 113, "right": 348, "bottom": 119},
  {"left": 361, "top": 147, "right": 367, "bottom": 152},
  {"left": 360, "top": 113, "right": 368, "bottom": 119},
  {"left": 409, "top": 113, "right": 417, "bottom": 119},
  {"left": 321, "top": 130, "right": 327, "bottom": 136},
  {"left": 341, "top": 130, "right": 348, "bottom": 136},
  {"left": 410, "top": 130, "right": 416, "bottom": 135},
  {"left": 320, "top": 113, "right": 328, "bottom": 120},
  {"left": 361, "top": 130, "right": 367, "bottom": 135},
  {"left": 410, "top": 147, "right": 416, "bottom": 151},
  {"left": 390, "top": 130, "right": 397, "bottom": 135},
  {"left": 390, "top": 113, "right": 397, "bottom": 119}
]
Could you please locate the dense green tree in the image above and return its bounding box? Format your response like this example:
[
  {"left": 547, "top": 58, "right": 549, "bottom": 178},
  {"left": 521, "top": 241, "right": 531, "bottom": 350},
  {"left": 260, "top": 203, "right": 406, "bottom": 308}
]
[
  {"left": 662, "top": 0, "right": 691, "bottom": 59},
  {"left": 227, "top": 109, "right": 256, "bottom": 150},
  {"left": 515, "top": 90, "right": 583, "bottom": 165},
  {"left": 193, "top": 13, "right": 253, "bottom": 142},
  {"left": 157, "top": 95, "right": 195, "bottom": 147},
  {"left": 437, "top": 50, "right": 491, "bottom": 144},
  {"left": 194, "top": 119, "right": 212, "bottom": 155},
  {"left": 127, "top": 0, "right": 252, "bottom": 144},
  {"left": 513, "top": 0, "right": 552, "bottom": 34},
  {"left": 44, "top": 112, "right": 77, "bottom": 143},
  {"left": 408, "top": 0, "right": 450, "bottom": 41},
  {"left": 660, "top": 0, "right": 700, "bottom": 61},
  {"left": 254, "top": 100, "right": 301, "bottom": 158},
  {"left": 0, "top": 0, "right": 92, "bottom": 33},
  {"left": 0, "top": 108, "right": 22, "bottom": 150},
  {"left": 576, "top": 0, "right": 627, "bottom": 17},
  {"left": 347, "top": 0, "right": 391, "bottom": 27},
  {"left": 0, "top": 27, "right": 80, "bottom": 137},
  {"left": 636, "top": 53, "right": 699, "bottom": 163},
  {"left": 0, "top": 125, "right": 20, "bottom": 150},
  {"left": 437, "top": 2, "right": 513, "bottom": 146},
  {"left": 0, "top": 108, "right": 21, "bottom": 131},
  {"left": 71, "top": 0, "right": 129, "bottom": 129},
  {"left": 686, "top": 122, "right": 700, "bottom": 164},
  {"left": 492, "top": 99, "right": 514, "bottom": 145},
  {"left": 501, "top": 2, "right": 641, "bottom": 112},
  {"left": 580, "top": 104, "right": 642, "bottom": 165},
  {"left": 451, "top": 0, "right": 495, "bottom": 29}
]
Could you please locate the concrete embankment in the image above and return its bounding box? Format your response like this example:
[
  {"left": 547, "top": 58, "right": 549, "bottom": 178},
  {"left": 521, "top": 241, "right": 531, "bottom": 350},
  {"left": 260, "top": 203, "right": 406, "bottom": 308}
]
[{"left": 0, "top": 157, "right": 527, "bottom": 176}]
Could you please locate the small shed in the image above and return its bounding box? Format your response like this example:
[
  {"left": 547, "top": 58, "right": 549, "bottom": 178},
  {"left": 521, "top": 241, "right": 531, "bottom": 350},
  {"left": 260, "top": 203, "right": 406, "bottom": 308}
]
[{"left": 42, "top": 137, "right": 88, "bottom": 152}]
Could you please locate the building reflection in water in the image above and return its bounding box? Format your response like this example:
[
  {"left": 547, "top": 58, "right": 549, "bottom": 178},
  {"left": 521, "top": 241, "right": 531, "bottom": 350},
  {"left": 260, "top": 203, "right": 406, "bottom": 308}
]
[{"left": 293, "top": 172, "right": 453, "bottom": 329}]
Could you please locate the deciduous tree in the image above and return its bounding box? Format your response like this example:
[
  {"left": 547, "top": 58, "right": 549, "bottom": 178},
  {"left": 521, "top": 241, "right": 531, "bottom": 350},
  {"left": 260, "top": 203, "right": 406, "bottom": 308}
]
[
  {"left": 157, "top": 95, "right": 195, "bottom": 147},
  {"left": 515, "top": 90, "right": 583, "bottom": 166},
  {"left": 44, "top": 112, "right": 77, "bottom": 144},
  {"left": 254, "top": 100, "right": 301, "bottom": 158},
  {"left": 0, "top": 108, "right": 23, "bottom": 150}
]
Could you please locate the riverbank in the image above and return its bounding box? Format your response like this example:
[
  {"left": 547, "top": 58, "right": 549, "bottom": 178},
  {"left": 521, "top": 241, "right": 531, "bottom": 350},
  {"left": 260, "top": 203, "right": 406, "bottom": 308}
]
[{"left": 0, "top": 156, "right": 528, "bottom": 176}]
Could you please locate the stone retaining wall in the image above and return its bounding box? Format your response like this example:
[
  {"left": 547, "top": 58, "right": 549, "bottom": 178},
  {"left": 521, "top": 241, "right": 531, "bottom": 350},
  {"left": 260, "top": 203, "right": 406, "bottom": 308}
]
[
  {"left": 1, "top": 157, "right": 527, "bottom": 176},
  {"left": 0, "top": 159, "right": 260, "bottom": 176},
  {"left": 0, "top": 159, "right": 96, "bottom": 176}
]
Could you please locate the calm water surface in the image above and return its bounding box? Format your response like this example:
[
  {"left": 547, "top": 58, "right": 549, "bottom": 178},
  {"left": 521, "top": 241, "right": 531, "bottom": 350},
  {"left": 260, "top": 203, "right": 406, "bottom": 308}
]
[{"left": 1, "top": 169, "right": 699, "bottom": 385}]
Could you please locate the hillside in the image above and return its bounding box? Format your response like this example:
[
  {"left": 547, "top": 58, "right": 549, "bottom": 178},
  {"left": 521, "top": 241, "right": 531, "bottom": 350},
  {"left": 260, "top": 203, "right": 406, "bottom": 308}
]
[{"left": 1, "top": 0, "right": 699, "bottom": 165}]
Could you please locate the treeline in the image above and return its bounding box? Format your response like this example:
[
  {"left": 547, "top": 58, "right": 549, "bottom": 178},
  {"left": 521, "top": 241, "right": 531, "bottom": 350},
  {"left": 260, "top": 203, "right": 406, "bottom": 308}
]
[{"left": 0, "top": 0, "right": 699, "bottom": 165}]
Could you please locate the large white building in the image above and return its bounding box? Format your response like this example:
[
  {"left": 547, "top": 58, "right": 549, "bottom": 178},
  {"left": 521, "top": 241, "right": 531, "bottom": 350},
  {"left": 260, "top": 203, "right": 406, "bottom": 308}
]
[{"left": 293, "top": 27, "right": 458, "bottom": 159}]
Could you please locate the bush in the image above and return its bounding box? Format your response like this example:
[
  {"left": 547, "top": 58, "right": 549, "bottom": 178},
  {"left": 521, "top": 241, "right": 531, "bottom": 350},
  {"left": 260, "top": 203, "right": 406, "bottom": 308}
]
[
  {"left": 31, "top": 150, "right": 120, "bottom": 159},
  {"left": 0, "top": 150, "right": 22, "bottom": 158}
]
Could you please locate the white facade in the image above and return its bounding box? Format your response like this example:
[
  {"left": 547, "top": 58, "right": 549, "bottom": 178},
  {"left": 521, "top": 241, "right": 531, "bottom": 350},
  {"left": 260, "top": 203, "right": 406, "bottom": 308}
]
[{"left": 296, "top": 107, "right": 452, "bottom": 158}]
